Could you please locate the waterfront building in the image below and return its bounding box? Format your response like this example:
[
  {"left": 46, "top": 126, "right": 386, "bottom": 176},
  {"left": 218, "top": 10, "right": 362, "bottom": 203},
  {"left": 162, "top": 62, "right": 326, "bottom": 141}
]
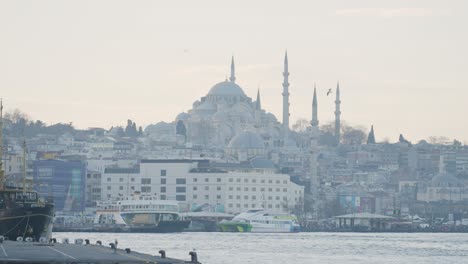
[
  {"left": 101, "top": 159, "right": 304, "bottom": 214},
  {"left": 33, "top": 159, "right": 86, "bottom": 212}
]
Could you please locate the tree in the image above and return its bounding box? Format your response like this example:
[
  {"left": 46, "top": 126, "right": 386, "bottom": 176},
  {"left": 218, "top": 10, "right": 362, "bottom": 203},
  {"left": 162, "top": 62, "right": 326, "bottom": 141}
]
[{"left": 342, "top": 126, "right": 366, "bottom": 145}]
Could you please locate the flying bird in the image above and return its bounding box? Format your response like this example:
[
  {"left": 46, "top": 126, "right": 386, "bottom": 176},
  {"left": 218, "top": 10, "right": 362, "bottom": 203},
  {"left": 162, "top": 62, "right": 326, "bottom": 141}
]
[{"left": 327, "top": 88, "right": 332, "bottom": 96}]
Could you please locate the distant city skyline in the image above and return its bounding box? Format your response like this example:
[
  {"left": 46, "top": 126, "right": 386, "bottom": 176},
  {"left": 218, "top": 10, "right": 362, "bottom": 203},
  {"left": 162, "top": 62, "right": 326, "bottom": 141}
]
[{"left": 1, "top": 0, "right": 467, "bottom": 143}]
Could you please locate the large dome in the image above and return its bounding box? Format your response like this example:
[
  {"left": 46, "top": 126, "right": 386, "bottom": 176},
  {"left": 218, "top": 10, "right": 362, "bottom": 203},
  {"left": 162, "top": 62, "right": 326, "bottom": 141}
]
[
  {"left": 228, "top": 131, "right": 264, "bottom": 149},
  {"left": 208, "top": 81, "right": 246, "bottom": 97}
]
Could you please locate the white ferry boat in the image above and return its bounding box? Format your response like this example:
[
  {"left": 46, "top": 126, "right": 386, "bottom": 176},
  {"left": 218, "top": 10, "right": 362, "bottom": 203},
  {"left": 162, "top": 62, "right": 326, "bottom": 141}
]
[
  {"left": 94, "top": 194, "right": 189, "bottom": 233},
  {"left": 218, "top": 209, "right": 300, "bottom": 233}
]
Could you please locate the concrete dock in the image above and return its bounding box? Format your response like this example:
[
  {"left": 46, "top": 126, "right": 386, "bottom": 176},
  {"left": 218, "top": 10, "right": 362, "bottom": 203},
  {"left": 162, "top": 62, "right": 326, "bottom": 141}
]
[{"left": 0, "top": 240, "right": 200, "bottom": 263}]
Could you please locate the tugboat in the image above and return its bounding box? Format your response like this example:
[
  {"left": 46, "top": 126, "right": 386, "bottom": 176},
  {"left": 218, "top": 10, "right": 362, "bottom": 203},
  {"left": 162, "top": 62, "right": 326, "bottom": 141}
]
[{"left": 0, "top": 101, "right": 54, "bottom": 241}]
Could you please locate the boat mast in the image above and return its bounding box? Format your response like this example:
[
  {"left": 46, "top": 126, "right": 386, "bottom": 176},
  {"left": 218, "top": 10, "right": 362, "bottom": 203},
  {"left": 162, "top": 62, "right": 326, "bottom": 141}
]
[
  {"left": 0, "top": 99, "right": 4, "bottom": 191},
  {"left": 22, "top": 138, "right": 27, "bottom": 193}
]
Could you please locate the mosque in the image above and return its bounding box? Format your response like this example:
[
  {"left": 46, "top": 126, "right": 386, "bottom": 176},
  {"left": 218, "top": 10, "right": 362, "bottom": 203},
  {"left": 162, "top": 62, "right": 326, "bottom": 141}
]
[{"left": 147, "top": 52, "right": 342, "bottom": 167}]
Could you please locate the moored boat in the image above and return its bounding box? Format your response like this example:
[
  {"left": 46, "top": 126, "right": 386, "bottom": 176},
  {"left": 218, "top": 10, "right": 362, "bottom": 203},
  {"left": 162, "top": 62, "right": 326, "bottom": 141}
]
[{"left": 218, "top": 209, "right": 300, "bottom": 233}]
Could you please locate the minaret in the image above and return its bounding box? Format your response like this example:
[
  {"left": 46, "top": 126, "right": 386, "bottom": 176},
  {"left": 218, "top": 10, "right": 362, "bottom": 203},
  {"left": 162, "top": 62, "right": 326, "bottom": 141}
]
[
  {"left": 256, "top": 88, "right": 262, "bottom": 110},
  {"left": 310, "top": 84, "right": 319, "bottom": 192},
  {"left": 229, "top": 56, "right": 236, "bottom": 83},
  {"left": 334, "top": 82, "right": 341, "bottom": 145},
  {"left": 311, "top": 84, "right": 318, "bottom": 127},
  {"left": 282, "top": 51, "right": 290, "bottom": 142}
]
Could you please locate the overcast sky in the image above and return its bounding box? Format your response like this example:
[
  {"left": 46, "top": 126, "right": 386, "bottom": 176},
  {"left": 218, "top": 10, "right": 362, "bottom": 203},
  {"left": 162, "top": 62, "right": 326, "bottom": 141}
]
[{"left": 0, "top": 0, "right": 467, "bottom": 142}]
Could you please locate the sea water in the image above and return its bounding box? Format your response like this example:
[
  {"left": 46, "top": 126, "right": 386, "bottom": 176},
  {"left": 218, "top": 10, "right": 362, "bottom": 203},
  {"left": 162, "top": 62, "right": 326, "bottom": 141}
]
[{"left": 53, "top": 232, "right": 468, "bottom": 264}]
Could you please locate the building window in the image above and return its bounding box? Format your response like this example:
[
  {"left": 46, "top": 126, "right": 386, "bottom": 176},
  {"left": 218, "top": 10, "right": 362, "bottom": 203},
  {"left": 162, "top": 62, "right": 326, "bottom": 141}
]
[
  {"left": 217, "top": 195, "right": 221, "bottom": 199},
  {"left": 107, "top": 186, "right": 111, "bottom": 190},
  {"left": 283, "top": 180, "right": 287, "bottom": 184},
  {"left": 141, "top": 186, "right": 151, "bottom": 193},
  {"left": 107, "top": 194, "right": 111, "bottom": 198},
  {"left": 268, "top": 188, "right": 272, "bottom": 192},
  {"left": 160, "top": 187, "right": 166, "bottom": 193},
  {"left": 119, "top": 186, "right": 123, "bottom": 190},
  {"left": 194, "top": 178, "right": 198, "bottom": 182},
  {"left": 204, "top": 195, "right": 209, "bottom": 200},
  {"left": 276, "top": 188, "right": 280, "bottom": 192},
  {"left": 276, "top": 180, "right": 280, "bottom": 184},
  {"left": 244, "top": 204, "right": 248, "bottom": 208},
  {"left": 107, "top": 178, "right": 111, "bottom": 182},
  {"left": 268, "top": 204, "right": 272, "bottom": 208},
  {"left": 205, "top": 178, "right": 209, "bottom": 182},
  {"left": 261, "top": 179, "right": 265, "bottom": 183},
  {"left": 119, "top": 178, "right": 124, "bottom": 182},
  {"left": 193, "top": 186, "right": 198, "bottom": 191},
  {"left": 205, "top": 186, "right": 209, "bottom": 191},
  {"left": 244, "top": 187, "right": 249, "bottom": 191},
  {"left": 236, "top": 204, "right": 241, "bottom": 208},
  {"left": 244, "top": 179, "right": 248, "bottom": 183},
  {"left": 268, "top": 180, "right": 273, "bottom": 184},
  {"left": 276, "top": 196, "right": 280, "bottom": 200},
  {"left": 229, "top": 195, "right": 233, "bottom": 199},
  {"left": 161, "top": 178, "right": 166, "bottom": 184},
  {"left": 229, "top": 187, "right": 233, "bottom": 191},
  {"left": 176, "top": 195, "right": 186, "bottom": 201},
  {"left": 217, "top": 178, "right": 221, "bottom": 182},
  {"left": 268, "top": 196, "right": 272, "bottom": 200},
  {"left": 176, "top": 178, "right": 186, "bottom": 184},
  {"left": 141, "top": 178, "right": 151, "bottom": 184},
  {"left": 228, "top": 204, "right": 233, "bottom": 208},
  {"left": 283, "top": 196, "right": 288, "bottom": 201},
  {"left": 236, "top": 195, "right": 241, "bottom": 199},
  {"left": 160, "top": 169, "right": 167, "bottom": 176},
  {"left": 193, "top": 194, "right": 197, "bottom": 199},
  {"left": 252, "top": 187, "right": 256, "bottom": 191},
  {"left": 217, "top": 186, "right": 221, "bottom": 191},
  {"left": 160, "top": 195, "right": 166, "bottom": 200},
  {"left": 252, "top": 196, "right": 256, "bottom": 200},
  {"left": 244, "top": 195, "right": 248, "bottom": 199},
  {"left": 229, "top": 178, "right": 233, "bottom": 182},
  {"left": 176, "top": 187, "right": 186, "bottom": 193},
  {"left": 131, "top": 178, "right": 135, "bottom": 182},
  {"left": 261, "top": 188, "right": 265, "bottom": 192},
  {"left": 236, "top": 178, "right": 241, "bottom": 183},
  {"left": 236, "top": 187, "right": 241, "bottom": 191},
  {"left": 252, "top": 179, "right": 256, "bottom": 183},
  {"left": 283, "top": 188, "right": 287, "bottom": 192},
  {"left": 131, "top": 186, "right": 135, "bottom": 190}
]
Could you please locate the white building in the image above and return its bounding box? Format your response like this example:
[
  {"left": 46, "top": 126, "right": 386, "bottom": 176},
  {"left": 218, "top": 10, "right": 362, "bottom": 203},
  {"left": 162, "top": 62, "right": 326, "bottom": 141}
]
[{"left": 101, "top": 159, "right": 304, "bottom": 214}]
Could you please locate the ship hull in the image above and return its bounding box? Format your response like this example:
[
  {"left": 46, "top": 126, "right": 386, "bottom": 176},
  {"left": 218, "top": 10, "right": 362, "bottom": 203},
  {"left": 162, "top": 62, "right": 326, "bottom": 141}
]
[{"left": 0, "top": 204, "right": 54, "bottom": 241}]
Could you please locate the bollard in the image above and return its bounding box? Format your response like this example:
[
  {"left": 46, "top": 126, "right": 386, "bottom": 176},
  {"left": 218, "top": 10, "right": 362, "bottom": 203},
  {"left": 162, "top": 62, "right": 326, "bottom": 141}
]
[
  {"left": 75, "top": 239, "right": 84, "bottom": 245},
  {"left": 159, "top": 250, "right": 166, "bottom": 258},
  {"left": 96, "top": 240, "right": 102, "bottom": 246},
  {"left": 109, "top": 243, "right": 117, "bottom": 253},
  {"left": 49, "top": 238, "right": 57, "bottom": 244},
  {"left": 0, "top": 236, "right": 4, "bottom": 243},
  {"left": 25, "top": 237, "right": 33, "bottom": 242},
  {"left": 62, "top": 238, "right": 69, "bottom": 244},
  {"left": 16, "top": 237, "right": 23, "bottom": 242},
  {"left": 125, "top": 248, "right": 131, "bottom": 254},
  {"left": 85, "top": 239, "right": 90, "bottom": 245},
  {"left": 189, "top": 251, "right": 198, "bottom": 263}
]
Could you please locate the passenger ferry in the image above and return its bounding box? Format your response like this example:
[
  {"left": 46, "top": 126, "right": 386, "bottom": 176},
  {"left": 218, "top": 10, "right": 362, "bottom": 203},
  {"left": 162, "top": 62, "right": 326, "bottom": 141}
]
[
  {"left": 94, "top": 194, "right": 189, "bottom": 233},
  {"left": 218, "top": 209, "right": 300, "bottom": 233}
]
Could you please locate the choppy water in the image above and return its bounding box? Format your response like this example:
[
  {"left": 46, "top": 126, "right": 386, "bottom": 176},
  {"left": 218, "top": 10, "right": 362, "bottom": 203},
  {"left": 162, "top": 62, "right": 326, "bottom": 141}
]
[{"left": 54, "top": 232, "right": 468, "bottom": 264}]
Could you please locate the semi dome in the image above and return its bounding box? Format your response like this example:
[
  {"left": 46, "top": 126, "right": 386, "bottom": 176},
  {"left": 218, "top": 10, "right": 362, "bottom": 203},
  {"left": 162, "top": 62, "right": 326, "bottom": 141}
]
[
  {"left": 431, "top": 172, "right": 461, "bottom": 187},
  {"left": 208, "top": 81, "right": 246, "bottom": 97},
  {"left": 228, "top": 131, "right": 264, "bottom": 149}
]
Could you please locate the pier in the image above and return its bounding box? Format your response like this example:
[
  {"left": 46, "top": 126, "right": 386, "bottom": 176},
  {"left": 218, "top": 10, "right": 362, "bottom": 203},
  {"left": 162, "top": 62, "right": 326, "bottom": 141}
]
[{"left": 0, "top": 239, "right": 200, "bottom": 264}]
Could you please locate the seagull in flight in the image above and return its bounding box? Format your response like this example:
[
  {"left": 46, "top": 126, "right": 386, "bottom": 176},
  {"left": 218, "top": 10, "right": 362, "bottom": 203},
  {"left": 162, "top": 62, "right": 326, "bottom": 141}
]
[{"left": 327, "top": 88, "right": 332, "bottom": 96}]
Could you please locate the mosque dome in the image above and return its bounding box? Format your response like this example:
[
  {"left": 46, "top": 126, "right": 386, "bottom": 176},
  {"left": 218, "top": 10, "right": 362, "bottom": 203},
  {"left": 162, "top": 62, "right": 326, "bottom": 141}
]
[
  {"left": 431, "top": 172, "right": 461, "bottom": 187},
  {"left": 208, "top": 81, "right": 246, "bottom": 97},
  {"left": 228, "top": 131, "right": 264, "bottom": 149}
]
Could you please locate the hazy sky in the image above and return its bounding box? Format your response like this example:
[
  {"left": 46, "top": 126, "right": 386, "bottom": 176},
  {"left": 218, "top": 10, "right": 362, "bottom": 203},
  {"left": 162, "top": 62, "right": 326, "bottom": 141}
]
[{"left": 1, "top": 0, "right": 467, "bottom": 142}]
